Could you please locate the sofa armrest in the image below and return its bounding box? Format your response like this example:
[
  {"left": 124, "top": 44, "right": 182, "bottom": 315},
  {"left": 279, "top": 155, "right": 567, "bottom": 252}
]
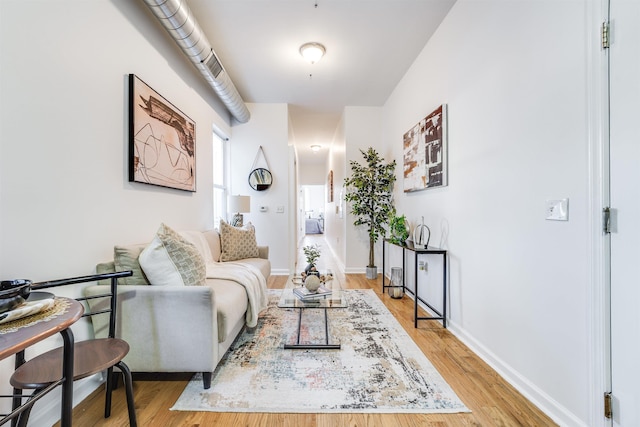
[
  {"left": 257, "top": 245, "right": 269, "bottom": 260},
  {"left": 84, "top": 284, "right": 219, "bottom": 373}
]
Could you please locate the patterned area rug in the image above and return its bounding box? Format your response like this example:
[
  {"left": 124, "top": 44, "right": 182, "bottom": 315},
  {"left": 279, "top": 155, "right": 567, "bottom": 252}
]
[{"left": 171, "top": 289, "right": 469, "bottom": 414}]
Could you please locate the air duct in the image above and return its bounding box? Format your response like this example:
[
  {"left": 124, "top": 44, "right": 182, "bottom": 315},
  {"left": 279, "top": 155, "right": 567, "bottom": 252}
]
[{"left": 142, "top": 0, "right": 250, "bottom": 124}]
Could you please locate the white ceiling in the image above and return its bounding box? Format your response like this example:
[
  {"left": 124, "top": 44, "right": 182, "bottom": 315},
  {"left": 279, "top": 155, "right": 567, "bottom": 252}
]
[{"left": 188, "top": 0, "right": 456, "bottom": 165}]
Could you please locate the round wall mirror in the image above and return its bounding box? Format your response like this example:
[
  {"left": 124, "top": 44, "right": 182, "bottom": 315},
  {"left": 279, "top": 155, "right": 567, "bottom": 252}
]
[{"left": 248, "top": 168, "right": 273, "bottom": 191}]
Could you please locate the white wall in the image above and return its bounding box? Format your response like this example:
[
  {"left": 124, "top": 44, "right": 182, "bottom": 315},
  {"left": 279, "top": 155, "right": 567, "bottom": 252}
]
[
  {"left": 299, "top": 163, "right": 327, "bottom": 185},
  {"left": 324, "top": 117, "right": 346, "bottom": 266},
  {"left": 343, "top": 106, "right": 386, "bottom": 273},
  {"left": 229, "top": 103, "right": 291, "bottom": 275},
  {"left": 381, "top": 1, "right": 591, "bottom": 425},
  {"left": 0, "top": 0, "right": 232, "bottom": 423}
]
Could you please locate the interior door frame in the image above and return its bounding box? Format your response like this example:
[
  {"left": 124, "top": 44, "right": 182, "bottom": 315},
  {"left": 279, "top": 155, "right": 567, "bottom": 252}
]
[{"left": 587, "top": 0, "right": 611, "bottom": 425}]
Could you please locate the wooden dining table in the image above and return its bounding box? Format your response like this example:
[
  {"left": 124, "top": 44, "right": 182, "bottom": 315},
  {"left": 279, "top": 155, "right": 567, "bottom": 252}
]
[{"left": 0, "top": 296, "right": 84, "bottom": 426}]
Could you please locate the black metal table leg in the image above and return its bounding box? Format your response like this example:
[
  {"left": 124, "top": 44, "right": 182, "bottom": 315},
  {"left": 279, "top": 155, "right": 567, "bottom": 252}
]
[
  {"left": 284, "top": 308, "right": 341, "bottom": 350},
  {"left": 414, "top": 250, "right": 419, "bottom": 328},
  {"left": 60, "top": 328, "right": 75, "bottom": 427},
  {"left": 443, "top": 252, "right": 447, "bottom": 328}
]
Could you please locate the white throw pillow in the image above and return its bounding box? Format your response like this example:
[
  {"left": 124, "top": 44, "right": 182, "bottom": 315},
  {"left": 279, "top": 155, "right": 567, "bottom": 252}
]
[{"left": 139, "top": 223, "right": 206, "bottom": 287}]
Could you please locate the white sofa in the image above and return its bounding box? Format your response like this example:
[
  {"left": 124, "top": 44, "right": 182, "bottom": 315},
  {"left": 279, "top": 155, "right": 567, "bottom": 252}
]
[{"left": 83, "top": 224, "right": 270, "bottom": 389}]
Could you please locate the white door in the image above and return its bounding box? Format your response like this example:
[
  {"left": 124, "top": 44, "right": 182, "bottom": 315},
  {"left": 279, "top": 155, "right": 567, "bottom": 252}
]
[{"left": 609, "top": 0, "right": 640, "bottom": 425}]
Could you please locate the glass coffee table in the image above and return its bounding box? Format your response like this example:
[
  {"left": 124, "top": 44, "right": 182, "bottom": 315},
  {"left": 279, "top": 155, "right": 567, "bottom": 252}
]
[{"left": 277, "top": 273, "right": 347, "bottom": 349}]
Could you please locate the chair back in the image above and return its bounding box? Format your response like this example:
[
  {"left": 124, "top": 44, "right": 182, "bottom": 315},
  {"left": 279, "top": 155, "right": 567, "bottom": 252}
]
[{"left": 32, "top": 271, "right": 132, "bottom": 339}]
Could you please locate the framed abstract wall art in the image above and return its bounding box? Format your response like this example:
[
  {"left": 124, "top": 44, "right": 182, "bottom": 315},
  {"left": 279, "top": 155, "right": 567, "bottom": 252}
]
[
  {"left": 129, "top": 74, "right": 196, "bottom": 192},
  {"left": 403, "top": 104, "right": 448, "bottom": 192}
]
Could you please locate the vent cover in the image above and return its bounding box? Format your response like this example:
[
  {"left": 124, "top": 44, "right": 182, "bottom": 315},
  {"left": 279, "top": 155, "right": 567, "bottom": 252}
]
[{"left": 204, "top": 50, "right": 223, "bottom": 79}]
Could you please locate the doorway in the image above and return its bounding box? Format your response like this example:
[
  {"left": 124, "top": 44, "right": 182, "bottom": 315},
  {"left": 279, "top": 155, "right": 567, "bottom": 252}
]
[{"left": 301, "top": 185, "right": 326, "bottom": 236}]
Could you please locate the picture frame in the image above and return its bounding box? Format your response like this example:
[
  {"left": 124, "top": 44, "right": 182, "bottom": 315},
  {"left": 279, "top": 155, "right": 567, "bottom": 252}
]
[
  {"left": 128, "top": 74, "right": 196, "bottom": 192},
  {"left": 403, "top": 104, "right": 448, "bottom": 192}
]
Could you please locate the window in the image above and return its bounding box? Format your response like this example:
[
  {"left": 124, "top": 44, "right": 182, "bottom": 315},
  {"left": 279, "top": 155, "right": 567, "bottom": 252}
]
[{"left": 212, "top": 132, "right": 229, "bottom": 228}]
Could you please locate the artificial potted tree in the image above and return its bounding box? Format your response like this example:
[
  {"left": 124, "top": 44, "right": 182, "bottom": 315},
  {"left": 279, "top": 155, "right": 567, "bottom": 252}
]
[{"left": 344, "top": 147, "right": 396, "bottom": 279}]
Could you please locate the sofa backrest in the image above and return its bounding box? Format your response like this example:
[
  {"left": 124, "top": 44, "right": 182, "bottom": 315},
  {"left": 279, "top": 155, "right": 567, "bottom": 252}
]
[
  {"left": 179, "top": 230, "right": 219, "bottom": 263},
  {"left": 202, "top": 229, "right": 222, "bottom": 262}
]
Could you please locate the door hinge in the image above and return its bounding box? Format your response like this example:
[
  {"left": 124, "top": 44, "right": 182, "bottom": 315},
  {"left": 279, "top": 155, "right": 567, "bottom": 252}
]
[
  {"left": 603, "top": 207, "right": 611, "bottom": 234},
  {"left": 604, "top": 392, "right": 613, "bottom": 419},
  {"left": 602, "top": 21, "right": 610, "bottom": 49}
]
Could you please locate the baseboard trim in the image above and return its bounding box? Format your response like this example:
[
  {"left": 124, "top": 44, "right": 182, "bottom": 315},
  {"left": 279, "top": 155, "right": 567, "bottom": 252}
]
[
  {"left": 446, "top": 319, "right": 587, "bottom": 427},
  {"left": 270, "top": 268, "right": 291, "bottom": 276},
  {"left": 344, "top": 267, "right": 380, "bottom": 275}
]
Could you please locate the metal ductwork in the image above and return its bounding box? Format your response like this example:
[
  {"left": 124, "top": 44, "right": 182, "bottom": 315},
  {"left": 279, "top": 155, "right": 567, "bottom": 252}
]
[{"left": 142, "top": 0, "right": 251, "bottom": 124}]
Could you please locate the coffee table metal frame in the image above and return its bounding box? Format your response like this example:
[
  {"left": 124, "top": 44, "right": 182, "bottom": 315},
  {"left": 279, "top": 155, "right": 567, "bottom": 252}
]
[{"left": 277, "top": 276, "right": 347, "bottom": 350}]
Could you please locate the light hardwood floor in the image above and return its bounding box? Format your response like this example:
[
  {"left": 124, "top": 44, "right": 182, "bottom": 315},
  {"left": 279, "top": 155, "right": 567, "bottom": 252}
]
[{"left": 63, "top": 235, "right": 557, "bottom": 426}]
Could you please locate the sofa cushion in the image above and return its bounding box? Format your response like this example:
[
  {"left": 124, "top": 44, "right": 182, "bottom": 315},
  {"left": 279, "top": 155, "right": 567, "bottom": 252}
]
[
  {"left": 226, "top": 259, "right": 271, "bottom": 282},
  {"left": 208, "top": 278, "right": 248, "bottom": 343},
  {"left": 114, "top": 244, "right": 150, "bottom": 285},
  {"left": 219, "top": 220, "right": 259, "bottom": 262},
  {"left": 139, "top": 223, "right": 206, "bottom": 287}
]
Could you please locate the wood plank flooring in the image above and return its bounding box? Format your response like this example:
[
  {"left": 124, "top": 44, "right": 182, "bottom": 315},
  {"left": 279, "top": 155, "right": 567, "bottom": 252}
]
[{"left": 62, "top": 236, "right": 557, "bottom": 426}]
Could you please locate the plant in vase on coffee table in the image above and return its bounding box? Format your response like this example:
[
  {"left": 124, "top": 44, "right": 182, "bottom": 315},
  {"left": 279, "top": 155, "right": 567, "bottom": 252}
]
[{"left": 302, "top": 244, "right": 321, "bottom": 276}]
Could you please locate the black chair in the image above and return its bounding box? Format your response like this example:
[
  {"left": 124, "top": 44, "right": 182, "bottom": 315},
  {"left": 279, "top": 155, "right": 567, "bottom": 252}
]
[{"left": 9, "top": 271, "right": 137, "bottom": 427}]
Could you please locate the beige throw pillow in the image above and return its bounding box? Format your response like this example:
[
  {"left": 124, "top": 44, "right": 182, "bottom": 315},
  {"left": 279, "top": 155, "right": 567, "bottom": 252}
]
[
  {"left": 139, "top": 223, "right": 206, "bottom": 287},
  {"left": 219, "top": 219, "right": 259, "bottom": 262}
]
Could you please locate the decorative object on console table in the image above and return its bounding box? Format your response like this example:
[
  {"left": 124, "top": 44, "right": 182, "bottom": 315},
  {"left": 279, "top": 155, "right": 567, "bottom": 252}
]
[
  {"left": 403, "top": 104, "right": 448, "bottom": 192},
  {"left": 344, "top": 147, "right": 397, "bottom": 279},
  {"left": 388, "top": 214, "right": 409, "bottom": 245},
  {"left": 227, "top": 195, "right": 250, "bottom": 227},
  {"left": 128, "top": 74, "right": 196, "bottom": 192},
  {"left": 413, "top": 216, "right": 431, "bottom": 249},
  {"left": 388, "top": 267, "right": 404, "bottom": 299}
]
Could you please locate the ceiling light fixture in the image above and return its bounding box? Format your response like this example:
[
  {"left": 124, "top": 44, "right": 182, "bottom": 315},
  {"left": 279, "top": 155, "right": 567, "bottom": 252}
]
[
  {"left": 310, "top": 144, "right": 322, "bottom": 152},
  {"left": 299, "top": 42, "right": 326, "bottom": 64}
]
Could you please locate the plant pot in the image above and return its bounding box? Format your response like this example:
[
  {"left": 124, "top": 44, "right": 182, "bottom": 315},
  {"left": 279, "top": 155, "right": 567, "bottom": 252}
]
[
  {"left": 366, "top": 266, "right": 377, "bottom": 280},
  {"left": 304, "top": 264, "right": 319, "bottom": 276}
]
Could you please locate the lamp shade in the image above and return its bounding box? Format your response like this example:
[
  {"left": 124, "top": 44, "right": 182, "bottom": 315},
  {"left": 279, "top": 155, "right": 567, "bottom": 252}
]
[{"left": 228, "top": 195, "right": 250, "bottom": 213}]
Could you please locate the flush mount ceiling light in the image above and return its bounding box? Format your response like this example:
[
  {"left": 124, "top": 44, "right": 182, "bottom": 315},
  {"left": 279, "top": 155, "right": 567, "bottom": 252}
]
[
  {"left": 299, "top": 42, "right": 326, "bottom": 64},
  {"left": 310, "top": 144, "right": 322, "bottom": 152}
]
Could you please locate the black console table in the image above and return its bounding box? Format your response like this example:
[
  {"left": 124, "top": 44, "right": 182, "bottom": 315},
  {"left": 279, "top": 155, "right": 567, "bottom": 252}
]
[{"left": 382, "top": 239, "right": 447, "bottom": 328}]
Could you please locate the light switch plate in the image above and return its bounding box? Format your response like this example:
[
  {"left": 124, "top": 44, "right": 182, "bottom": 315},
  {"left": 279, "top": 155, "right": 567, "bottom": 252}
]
[
  {"left": 546, "top": 198, "right": 569, "bottom": 221},
  {"left": 276, "top": 206, "right": 285, "bottom": 213}
]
